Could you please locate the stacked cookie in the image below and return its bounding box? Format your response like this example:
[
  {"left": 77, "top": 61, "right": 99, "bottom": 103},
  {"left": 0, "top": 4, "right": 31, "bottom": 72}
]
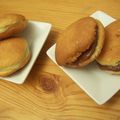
[
  {"left": 97, "top": 20, "right": 120, "bottom": 74},
  {"left": 0, "top": 14, "right": 31, "bottom": 76},
  {"left": 55, "top": 17, "right": 120, "bottom": 74}
]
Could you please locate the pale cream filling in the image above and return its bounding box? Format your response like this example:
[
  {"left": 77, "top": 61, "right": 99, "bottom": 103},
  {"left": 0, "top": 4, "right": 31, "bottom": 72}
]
[
  {"left": 0, "top": 20, "right": 18, "bottom": 33},
  {"left": 0, "top": 26, "right": 10, "bottom": 33}
]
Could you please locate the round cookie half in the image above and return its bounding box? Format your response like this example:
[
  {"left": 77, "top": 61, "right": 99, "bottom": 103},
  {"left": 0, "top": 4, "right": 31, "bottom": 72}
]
[
  {"left": 97, "top": 19, "right": 120, "bottom": 74},
  {"left": 55, "top": 17, "right": 105, "bottom": 67},
  {"left": 0, "top": 37, "right": 31, "bottom": 76},
  {"left": 0, "top": 13, "right": 27, "bottom": 39}
]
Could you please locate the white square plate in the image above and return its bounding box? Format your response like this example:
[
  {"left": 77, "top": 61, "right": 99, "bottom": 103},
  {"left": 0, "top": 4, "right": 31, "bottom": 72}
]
[
  {"left": 47, "top": 11, "right": 120, "bottom": 105},
  {"left": 0, "top": 21, "right": 52, "bottom": 84}
]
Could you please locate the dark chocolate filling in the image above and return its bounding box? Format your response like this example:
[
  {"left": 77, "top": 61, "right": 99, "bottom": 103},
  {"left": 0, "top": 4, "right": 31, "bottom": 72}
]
[
  {"left": 69, "top": 27, "right": 98, "bottom": 65},
  {"left": 74, "top": 40, "right": 97, "bottom": 64},
  {"left": 98, "top": 64, "right": 120, "bottom": 72}
]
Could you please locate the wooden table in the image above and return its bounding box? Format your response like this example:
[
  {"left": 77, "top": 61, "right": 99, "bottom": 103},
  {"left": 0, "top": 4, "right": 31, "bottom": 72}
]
[{"left": 0, "top": 0, "right": 120, "bottom": 120}]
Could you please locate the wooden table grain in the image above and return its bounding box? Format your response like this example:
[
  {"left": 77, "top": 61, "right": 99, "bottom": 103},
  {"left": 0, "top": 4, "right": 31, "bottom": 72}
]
[{"left": 0, "top": 0, "right": 120, "bottom": 120}]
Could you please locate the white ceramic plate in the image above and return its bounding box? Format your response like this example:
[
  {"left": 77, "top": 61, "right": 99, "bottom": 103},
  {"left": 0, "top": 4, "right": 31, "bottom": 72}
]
[
  {"left": 47, "top": 11, "right": 120, "bottom": 105},
  {"left": 0, "top": 21, "right": 52, "bottom": 84}
]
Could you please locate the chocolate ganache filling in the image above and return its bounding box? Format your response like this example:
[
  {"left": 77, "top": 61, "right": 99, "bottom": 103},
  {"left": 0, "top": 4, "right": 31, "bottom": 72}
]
[
  {"left": 98, "top": 64, "right": 120, "bottom": 71},
  {"left": 70, "top": 26, "right": 98, "bottom": 65}
]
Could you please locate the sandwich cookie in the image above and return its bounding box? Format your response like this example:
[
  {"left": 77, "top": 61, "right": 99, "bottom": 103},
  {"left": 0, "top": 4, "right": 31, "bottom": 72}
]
[
  {"left": 55, "top": 17, "right": 105, "bottom": 67},
  {"left": 0, "top": 13, "right": 27, "bottom": 39},
  {"left": 97, "top": 20, "right": 120, "bottom": 74},
  {"left": 0, "top": 37, "right": 31, "bottom": 76}
]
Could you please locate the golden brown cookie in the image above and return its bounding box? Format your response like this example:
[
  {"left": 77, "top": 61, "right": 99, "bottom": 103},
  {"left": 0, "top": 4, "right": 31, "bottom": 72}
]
[
  {"left": 0, "top": 37, "right": 31, "bottom": 76},
  {"left": 0, "top": 13, "right": 27, "bottom": 39},
  {"left": 55, "top": 17, "right": 105, "bottom": 67},
  {"left": 97, "top": 19, "right": 120, "bottom": 74}
]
